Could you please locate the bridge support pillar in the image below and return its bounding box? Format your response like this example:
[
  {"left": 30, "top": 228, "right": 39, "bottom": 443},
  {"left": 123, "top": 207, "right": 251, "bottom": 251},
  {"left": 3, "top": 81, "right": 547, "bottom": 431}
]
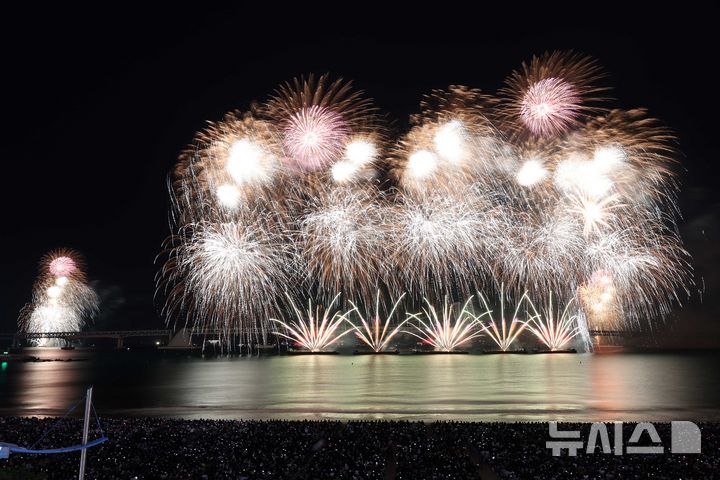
[{"left": 116, "top": 337, "right": 124, "bottom": 349}]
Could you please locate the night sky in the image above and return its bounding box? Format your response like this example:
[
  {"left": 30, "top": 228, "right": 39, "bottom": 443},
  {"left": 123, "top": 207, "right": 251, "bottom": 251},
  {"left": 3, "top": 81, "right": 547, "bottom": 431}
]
[{"left": 2, "top": 5, "right": 718, "bottom": 343}]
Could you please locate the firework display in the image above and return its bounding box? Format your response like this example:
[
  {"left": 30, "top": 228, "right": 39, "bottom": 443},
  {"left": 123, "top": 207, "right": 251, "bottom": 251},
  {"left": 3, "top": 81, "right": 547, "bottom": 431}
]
[
  {"left": 158, "top": 52, "right": 692, "bottom": 351},
  {"left": 19, "top": 249, "right": 99, "bottom": 345}
]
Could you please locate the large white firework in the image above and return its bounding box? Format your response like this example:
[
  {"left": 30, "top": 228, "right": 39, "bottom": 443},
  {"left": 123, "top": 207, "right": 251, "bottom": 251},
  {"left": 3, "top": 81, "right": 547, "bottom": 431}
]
[
  {"left": 298, "top": 185, "right": 389, "bottom": 306},
  {"left": 158, "top": 218, "right": 295, "bottom": 347}
]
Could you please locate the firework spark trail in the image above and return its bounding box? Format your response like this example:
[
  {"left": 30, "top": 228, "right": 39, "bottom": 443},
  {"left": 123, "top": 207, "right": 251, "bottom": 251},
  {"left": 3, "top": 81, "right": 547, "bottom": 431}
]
[
  {"left": 19, "top": 249, "right": 99, "bottom": 346},
  {"left": 345, "top": 292, "right": 408, "bottom": 352},
  {"left": 476, "top": 285, "right": 535, "bottom": 351},
  {"left": 404, "top": 296, "right": 487, "bottom": 351},
  {"left": 158, "top": 52, "right": 693, "bottom": 350},
  {"left": 526, "top": 292, "right": 583, "bottom": 351},
  {"left": 271, "top": 293, "right": 354, "bottom": 351}
]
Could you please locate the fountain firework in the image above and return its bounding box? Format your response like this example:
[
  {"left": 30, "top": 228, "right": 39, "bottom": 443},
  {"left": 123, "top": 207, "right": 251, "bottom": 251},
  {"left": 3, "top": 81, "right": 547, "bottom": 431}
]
[
  {"left": 404, "top": 296, "right": 486, "bottom": 352},
  {"left": 526, "top": 292, "right": 583, "bottom": 351},
  {"left": 346, "top": 291, "right": 408, "bottom": 352},
  {"left": 271, "top": 294, "right": 354, "bottom": 352},
  {"left": 476, "top": 286, "right": 534, "bottom": 352}
]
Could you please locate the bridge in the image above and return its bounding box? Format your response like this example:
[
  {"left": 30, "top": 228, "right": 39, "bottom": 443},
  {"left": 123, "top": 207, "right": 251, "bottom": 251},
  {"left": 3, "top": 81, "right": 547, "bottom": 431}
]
[
  {"left": 1, "top": 328, "right": 271, "bottom": 349},
  {"left": 2, "top": 330, "right": 172, "bottom": 349}
]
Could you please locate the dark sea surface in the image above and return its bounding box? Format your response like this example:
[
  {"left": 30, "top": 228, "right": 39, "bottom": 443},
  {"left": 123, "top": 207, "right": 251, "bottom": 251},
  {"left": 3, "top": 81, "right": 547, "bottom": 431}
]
[{"left": 2, "top": 349, "right": 719, "bottom": 421}]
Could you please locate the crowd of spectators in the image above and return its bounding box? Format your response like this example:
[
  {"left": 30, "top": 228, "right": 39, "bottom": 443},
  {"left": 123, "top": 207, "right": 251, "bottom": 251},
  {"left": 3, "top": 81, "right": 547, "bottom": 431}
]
[{"left": 1, "top": 417, "right": 717, "bottom": 479}]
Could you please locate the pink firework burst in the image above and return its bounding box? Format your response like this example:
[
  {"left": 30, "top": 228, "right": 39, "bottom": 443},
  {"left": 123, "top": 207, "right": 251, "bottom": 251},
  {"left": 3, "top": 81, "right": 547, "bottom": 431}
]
[
  {"left": 283, "top": 105, "right": 349, "bottom": 172},
  {"left": 49, "top": 256, "right": 76, "bottom": 277},
  {"left": 520, "top": 77, "right": 580, "bottom": 137}
]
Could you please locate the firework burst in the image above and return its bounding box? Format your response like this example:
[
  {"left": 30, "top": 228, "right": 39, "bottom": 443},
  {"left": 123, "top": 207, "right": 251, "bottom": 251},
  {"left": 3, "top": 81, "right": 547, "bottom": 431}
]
[
  {"left": 578, "top": 269, "right": 619, "bottom": 330},
  {"left": 389, "top": 191, "right": 495, "bottom": 301},
  {"left": 265, "top": 74, "right": 378, "bottom": 174},
  {"left": 19, "top": 249, "right": 99, "bottom": 345},
  {"left": 499, "top": 51, "right": 607, "bottom": 139},
  {"left": 298, "top": 185, "right": 389, "bottom": 305},
  {"left": 49, "top": 256, "right": 77, "bottom": 277},
  {"left": 157, "top": 218, "right": 295, "bottom": 348}
]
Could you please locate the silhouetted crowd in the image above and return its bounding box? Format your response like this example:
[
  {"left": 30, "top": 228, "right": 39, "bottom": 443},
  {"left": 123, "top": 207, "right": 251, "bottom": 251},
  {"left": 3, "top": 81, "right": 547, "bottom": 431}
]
[{"left": 1, "top": 417, "right": 717, "bottom": 479}]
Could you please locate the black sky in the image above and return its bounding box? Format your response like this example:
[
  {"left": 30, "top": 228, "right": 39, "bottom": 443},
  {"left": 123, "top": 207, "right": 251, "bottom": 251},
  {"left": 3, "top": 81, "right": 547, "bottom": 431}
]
[{"left": 2, "top": 4, "right": 718, "bottom": 339}]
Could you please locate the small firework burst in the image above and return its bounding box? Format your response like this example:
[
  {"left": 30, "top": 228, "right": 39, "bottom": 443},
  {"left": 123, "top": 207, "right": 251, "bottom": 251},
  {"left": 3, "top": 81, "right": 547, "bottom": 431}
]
[
  {"left": 49, "top": 256, "right": 77, "bottom": 277},
  {"left": 499, "top": 51, "right": 607, "bottom": 139},
  {"left": 282, "top": 105, "right": 349, "bottom": 172},
  {"left": 515, "top": 157, "right": 549, "bottom": 187},
  {"left": 520, "top": 77, "right": 581, "bottom": 137},
  {"left": 578, "top": 269, "right": 619, "bottom": 330},
  {"left": 331, "top": 136, "right": 381, "bottom": 184},
  {"left": 265, "top": 74, "right": 377, "bottom": 175},
  {"left": 567, "top": 193, "right": 625, "bottom": 237},
  {"left": 19, "top": 249, "right": 99, "bottom": 345}
]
